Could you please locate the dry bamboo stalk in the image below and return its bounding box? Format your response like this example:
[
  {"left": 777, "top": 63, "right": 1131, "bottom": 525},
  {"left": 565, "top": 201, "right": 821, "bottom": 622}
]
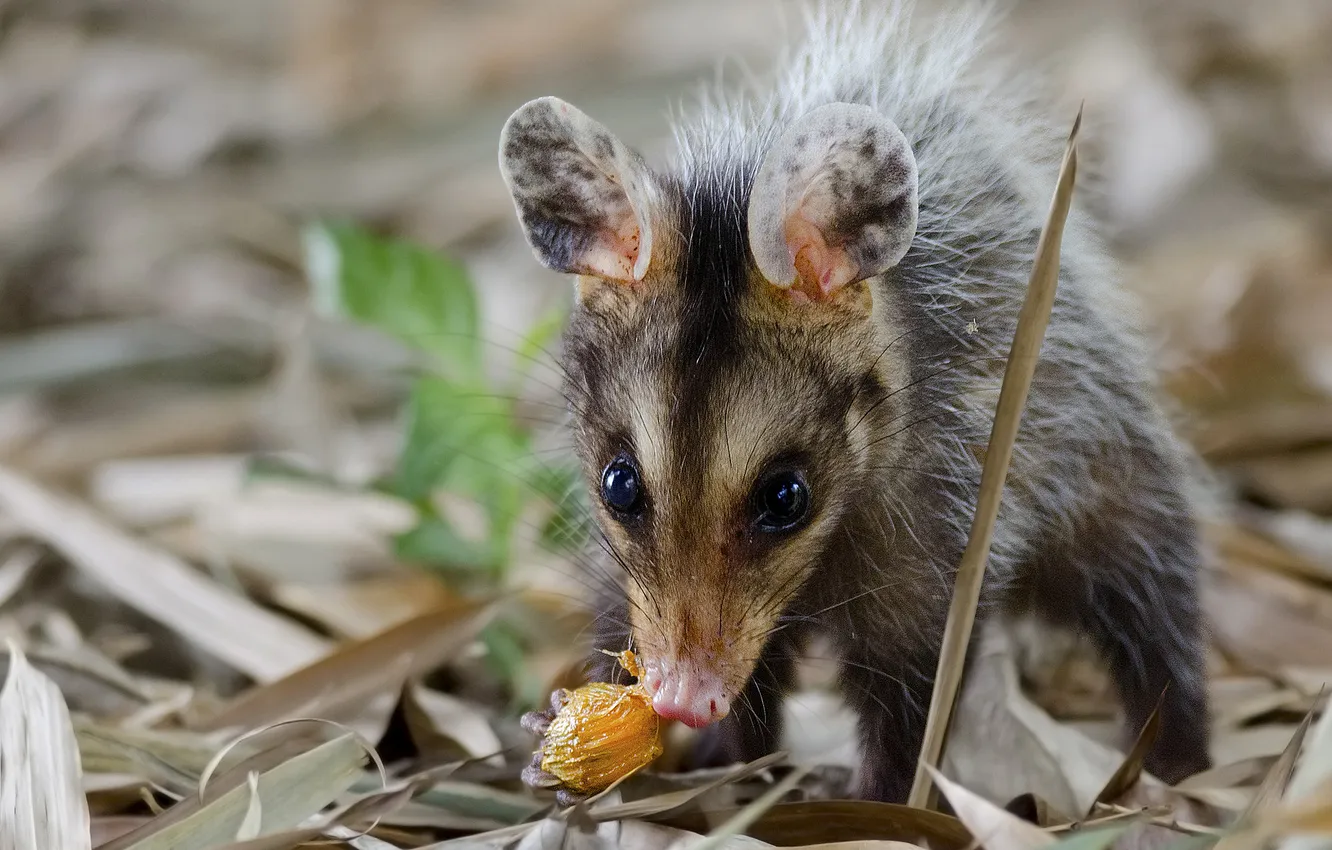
[{"left": 907, "top": 107, "right": 1083, "bottom": 810}]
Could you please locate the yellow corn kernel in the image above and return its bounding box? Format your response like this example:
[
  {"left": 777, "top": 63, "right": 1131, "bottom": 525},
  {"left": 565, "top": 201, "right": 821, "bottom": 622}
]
[{"left": 539, "top": 650, "right": 663, "bottom": 794}]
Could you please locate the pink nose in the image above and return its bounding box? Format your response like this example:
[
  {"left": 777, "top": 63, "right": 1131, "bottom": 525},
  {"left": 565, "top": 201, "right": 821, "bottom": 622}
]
[{"left": 639, "top": 658, "right": 730, "bottom": 728}]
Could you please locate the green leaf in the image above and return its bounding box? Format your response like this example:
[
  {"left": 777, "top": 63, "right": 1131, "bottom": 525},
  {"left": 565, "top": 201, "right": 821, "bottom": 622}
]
[
  {"left": 480, "top": 620, "right": 535, "bottom": 709},
  {"left": 304, "top": 220, "right": 481, "bottom": 378},
  {"left": 390, "top": 378, "right": 515, "bottom": 502},
  {"left": 395, "top": 516, "right": 501, "bottom": 575},
  {"left": 508, "top": 303, "right": 568, "bottom": 395}
]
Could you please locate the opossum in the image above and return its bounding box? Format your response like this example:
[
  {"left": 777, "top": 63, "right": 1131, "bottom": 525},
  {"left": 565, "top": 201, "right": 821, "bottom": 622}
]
[{"left": 496, "top": 0, "right": 1212, "bottom": 804}]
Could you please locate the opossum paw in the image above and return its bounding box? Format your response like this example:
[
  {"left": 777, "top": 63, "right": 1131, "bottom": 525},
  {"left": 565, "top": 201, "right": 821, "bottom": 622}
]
[
  {"left": 519, "top": 689, "right": 567, "bottom": 736},
  {"left": 519, "top": 691, "right": 586, "bottom": 805},
  {"left": 521, "top": 756, "right": 588, "bottom": 807}
]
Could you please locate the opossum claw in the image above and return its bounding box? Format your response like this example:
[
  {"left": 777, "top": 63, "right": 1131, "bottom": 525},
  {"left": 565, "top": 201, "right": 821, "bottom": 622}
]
[
  {"left": 521, "top": 763, "right": 563, "bottom": 790},
  {"left": 521, "top": 709, "right": 554, "bottom": 736},
  {"left": 555, "top": 788, "right": 590, "bottom": 808}
]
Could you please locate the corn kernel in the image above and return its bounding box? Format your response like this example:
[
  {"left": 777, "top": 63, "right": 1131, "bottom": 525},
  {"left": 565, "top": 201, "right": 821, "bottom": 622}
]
[{"left": 539, "top": 650, "right": 663, "bottom": 794}]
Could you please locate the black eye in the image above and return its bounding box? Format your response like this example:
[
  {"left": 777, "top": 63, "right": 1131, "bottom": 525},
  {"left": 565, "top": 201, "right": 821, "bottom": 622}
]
[
  {"left": 601, "top": 455, "right": 644, "bottom": 516},
  {"left": 754, "top": 471, "right": 810, "bottom": 532}
]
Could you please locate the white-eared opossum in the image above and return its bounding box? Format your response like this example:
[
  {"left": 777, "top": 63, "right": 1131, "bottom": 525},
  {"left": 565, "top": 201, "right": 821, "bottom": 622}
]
[{"left": 498, "top": 0, "right": 1211, "bottom": 804}]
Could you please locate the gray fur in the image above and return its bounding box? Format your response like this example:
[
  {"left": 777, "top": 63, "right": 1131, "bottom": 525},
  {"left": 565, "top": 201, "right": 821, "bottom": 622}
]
[
  {"left": 748, "top": 102, "right": 918, "bottom": 292},
  {"left": 507, "top": 0, "right": 1213, "bottom": 802}
]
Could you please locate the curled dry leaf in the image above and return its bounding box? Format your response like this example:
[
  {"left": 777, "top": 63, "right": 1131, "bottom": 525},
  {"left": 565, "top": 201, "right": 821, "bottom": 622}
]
[
  {"left": 0, "top": 640, "right": 92, "bottom": 850},
  {"left": 943, "top": 623, "right": 1128, "bottom": 817},
  {"left": 403, "top": 680, "right": 504, "bottom": 765},
  {"left": 925, "top": 764, "right": 1056, "bottom": 850},
  {"left": 235, "top": 771, "right": 262, "bottom": 840},
  {"left": 99, "top": 732, "right": 368, "bottom": 850}
]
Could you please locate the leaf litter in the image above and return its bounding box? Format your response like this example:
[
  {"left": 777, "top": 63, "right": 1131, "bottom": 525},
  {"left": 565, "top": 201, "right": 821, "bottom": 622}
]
[{"left": 0, "top": 0, "right": 1329, "bottom": 847}]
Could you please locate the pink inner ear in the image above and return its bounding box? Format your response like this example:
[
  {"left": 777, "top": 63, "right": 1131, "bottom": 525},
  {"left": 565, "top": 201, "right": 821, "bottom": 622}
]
[
  {"left": 579, "top": 221, "right": 642, "bottom": 283},
  {"left": 784, "top": 212, "right": 859, "bottom": 298}
]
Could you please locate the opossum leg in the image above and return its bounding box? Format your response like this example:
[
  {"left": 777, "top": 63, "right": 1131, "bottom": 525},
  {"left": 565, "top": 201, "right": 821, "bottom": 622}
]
[
  {"left": 833, "top": 610, "right": 957, "bottom": 804},
  {"left": 1022, "top": 489, "right": 1212, "bottom": 785}
]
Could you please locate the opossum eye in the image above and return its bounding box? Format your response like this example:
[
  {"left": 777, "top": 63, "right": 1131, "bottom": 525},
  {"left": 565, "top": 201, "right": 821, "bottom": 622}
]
[
  {"left": 601, "top": 455, "right": 644, "bottom": 516},
  {"left": 753, "top": 471, "right": 810, "bottom": 533}
]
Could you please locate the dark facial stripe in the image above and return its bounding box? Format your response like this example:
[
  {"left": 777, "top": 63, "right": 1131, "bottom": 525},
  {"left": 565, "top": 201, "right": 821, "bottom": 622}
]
[{"left": 666, "top": 165, "right": 756, "bottom": 490}]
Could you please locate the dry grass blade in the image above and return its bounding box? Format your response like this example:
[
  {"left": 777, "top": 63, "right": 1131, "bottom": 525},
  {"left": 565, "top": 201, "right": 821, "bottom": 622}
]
[
  {"left": 907, "top": 106, "right": 1083, "bottom": 810},
  {"left": 587, "top": 752, "right": 788, "bottom": 822},
  {"left": 102, "top": 733, "right": 367, "bottom": 850},
  {"left": 690, "top": 765, "right": 813, "bottom": 850},
  {"left": 924, "top": 765, "right": 1055, "bottom": 850},
  {"left": 0, "top": 641, "right": 92, "bottom": 850},
  {"left": 1092, "top": 686, "right": 1166, "bottom": 808},
  {"left": 1271, "top": 700, "right": 1332, "bottom": 850},
  {"left": 0, "top": 465, "right": 330, "bottom": 683},
  {"left": 196, "top": 598, "right": 497, "bottom": 733},
  {"left": 1214, "top": 702, "right": 1316, "bottom": 850}
]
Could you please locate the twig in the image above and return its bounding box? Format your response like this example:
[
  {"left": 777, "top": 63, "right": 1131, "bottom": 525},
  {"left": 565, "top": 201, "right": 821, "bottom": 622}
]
[
  {"left": 1048, "top": 805, "right": 1227, "bottom": 838},
  {"left": 907, "top": 106, "right": 1083, "bottom": 810}
]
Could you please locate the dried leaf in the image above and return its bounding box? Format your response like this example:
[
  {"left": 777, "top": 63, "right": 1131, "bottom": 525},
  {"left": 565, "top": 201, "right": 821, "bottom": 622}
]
[
  {"left": 101, "top": 733, "right": 367, "bottom": 850},
  {"left": 0, "top": 465, "right": 330, "bottom": 683},
  {"left": 196, "top": 598, "right": 496, "bottom": 733},
  {"left": 0, "top": 543, "right": 40, "bottom": 609},
  {"left": 1175, "top": 757, "right": 1273, "bottom": 793},
  {"left": 404, "top": 780, "right": 546, "bottom": 828},
  {"left": 588, "top": 753, "right": 788, "bottom": 822},
  {"left": 1226, "top": 705, "right": 1316, "bottom": 841},
  {"left": 1272, "top": 701, "right": 1332, "bottom": 850},
  {"left": 0, "top": 641, "right": 91, "bottom": 850},
  {"left": 1206, "top": 558, "right": 1332, "bottom": 672},
  {"left": 691, "top": 765, "right": 813, "bottom": 850},
  {"left": 1044, "top": 827, "right": 1132, "bottom": 850},
  {"left": 235, "top": 772, "right": 263, "bottom": 840},
  {"left": 943, "top": 624, "right": 1129, "bottom": 816},
  {"left": 403, "top": 681, "right": 503, "bottom": 764},
  {"left": 662, "top": 801, "right": 972, "bottom": 849},
  {"left": 926, "top": 764, "right": 1056, "bottom": 850},
  {"left": 210, "top": 829, "right": 325, "bottom": 850},
  {"left": 271, "top": 572, "right": 457, "bottom": 639},
  {"left": 1094, "top": 687, "right": 1167, "bottom": 807}
]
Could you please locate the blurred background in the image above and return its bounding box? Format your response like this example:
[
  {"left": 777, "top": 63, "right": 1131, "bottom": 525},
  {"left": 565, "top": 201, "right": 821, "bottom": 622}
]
[{"left": 1, "top": 0, "right": 1331, "bottom": 842}]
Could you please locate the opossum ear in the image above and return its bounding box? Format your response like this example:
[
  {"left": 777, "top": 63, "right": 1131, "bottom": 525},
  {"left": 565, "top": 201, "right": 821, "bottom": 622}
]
[
  {"left": 748, "top": 103, "right": 918, "bottom": 301},
  {"left": 499, "top": 96, "right": 656, "bottom": 284}
]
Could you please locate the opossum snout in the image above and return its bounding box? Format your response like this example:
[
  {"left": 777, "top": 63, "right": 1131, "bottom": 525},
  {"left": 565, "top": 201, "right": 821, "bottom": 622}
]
[{"left": 639, "top": 656, "right": 730, "bottom": 728}]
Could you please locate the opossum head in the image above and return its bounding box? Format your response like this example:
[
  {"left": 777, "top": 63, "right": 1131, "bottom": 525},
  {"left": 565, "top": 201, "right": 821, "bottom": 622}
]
[{"left": 499, "top": 96, "right": 919, "bottom": 727}]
